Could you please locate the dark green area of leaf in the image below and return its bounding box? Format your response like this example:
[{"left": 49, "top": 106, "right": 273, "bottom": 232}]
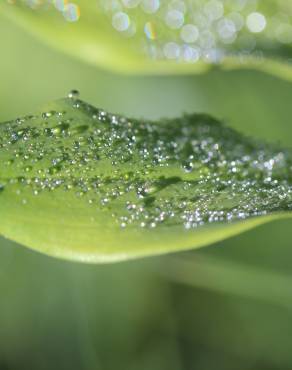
[{"left": 0, "top": 96, "right": 291, "bottom": 262}]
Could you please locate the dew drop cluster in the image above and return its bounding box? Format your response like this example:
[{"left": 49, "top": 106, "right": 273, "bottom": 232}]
[
  {"left": 0, "top": 93, "right": 291, "bottom": 230},
  {"left": 10, "top": 0, "right": 292, "bottom": 64},
  {"left": 101, "top": 0, "right": 292, "bottom": 63},
  {"left": 7, "top": 0, "right": 80, "bottom": 22}
]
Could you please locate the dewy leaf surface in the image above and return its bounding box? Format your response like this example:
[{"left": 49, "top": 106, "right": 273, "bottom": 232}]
[
  {"left": 1, "top": 1, "right": 292, "bottom": 79},
  {"left": 0, "top": 95, "right": 292, "bottom": 263}
]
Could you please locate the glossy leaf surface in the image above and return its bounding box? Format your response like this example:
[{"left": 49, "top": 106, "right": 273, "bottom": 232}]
[{"left": 0, "top": 97, "right": 291, "bottom": 262}]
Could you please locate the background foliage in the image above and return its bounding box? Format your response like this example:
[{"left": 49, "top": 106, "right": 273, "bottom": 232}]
[{"left": 1, "top": 12, "right": 292, "bottom": 370}]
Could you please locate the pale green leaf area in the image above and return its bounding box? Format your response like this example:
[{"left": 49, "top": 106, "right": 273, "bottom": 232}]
[
  {"left": 1, "top": 1, "right": 292, "bottom": 80},
  {"left": 0, "top": 97, "right": 292, "bottom": 263}
]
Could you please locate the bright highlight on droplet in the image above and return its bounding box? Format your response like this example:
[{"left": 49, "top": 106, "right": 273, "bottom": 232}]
[
  {"left": 121, "top": 0, "right": 140, "bottom": 8},
  {"left": 141, "top": 0, "right": 160, "bottom": 14},
  {"left": 169, "top": 0, "right": 186, "bottom": 14},
  {"left": 217, "top": 18, "right": 236, "bottom": 41},
  {"left": 165, "top": 9, "right": 184, "bottom": 30},
  {"left": 144, "top": 22, "right": 156, "bottom": 40},
  {"left": 180, "top": 24, "right": 199, "bottom": 43},
  {"left": 62, "top": 3, "right": 80, "bottom": 22},
  {"left": 112, "top": 11, "right": 130, "bottom": 32},
  {"left": 204, "top": 0, "right": 224, "bottom": 21},
  {"left": 53, "top": 0, "right": 67, "bottom": 11},
  {"left": 181, "top": 45, "right": 200, "bottom": 63},
  {"left": 246, "top": 12, "right": 267, "bottom": 33}
]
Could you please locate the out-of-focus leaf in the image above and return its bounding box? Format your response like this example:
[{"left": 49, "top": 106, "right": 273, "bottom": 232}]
[
  {"left": 0, "top": 96, "right": 291, "bottom": 262},
  {"left": 1, "top": 1, "right": 292, "bottom": 79}
]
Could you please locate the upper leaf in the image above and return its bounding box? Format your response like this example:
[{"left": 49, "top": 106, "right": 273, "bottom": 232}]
[
  {"left": 0, "top": 94, "right": 291, "bottom": 263},
  {"left": 1, "top": 1, "right": 292, "bottom": 78}
]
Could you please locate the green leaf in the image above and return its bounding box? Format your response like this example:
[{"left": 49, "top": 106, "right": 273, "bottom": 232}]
[
  {"left": 1, "top": 1, "right": 292, "bottom": 79},
  {"left": 0, "top": 95, "right": 292, "bottom": 263}
]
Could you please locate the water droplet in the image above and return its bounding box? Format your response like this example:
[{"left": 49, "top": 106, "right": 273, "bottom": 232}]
[
  {"left": 121, "top": 0, "right": 140, "bottom": 8},
  {"left": 180, "top": 24, "right": 199, "bottom": 43},
  {"left": 165, "top": 10, "right": 184, "bottom": 30},
  {"left": 182, "top": 161, "right": 193, "bottom": 173},
  {"left": 68, "top": 90, "right": 80, "bottom": 99},
  {"left": 144, "top": 22, "right": 157, "bottom": 40},
  {"left": 163, "top": 42, "right": 180, "bottom": 59},
  {"left": 246, "top": 12, "right": 267, "bottom": 33},
  {"left": 141, "top": 0, "right": 160, "bottom": 14},
  {"left": 1, "top": 94, "right": 292, "bottom": 232},
  {"left": 112, "top": 11, "right": 130, "bottom": 32},
  {"left": 62, "top": 3, "right": 80, "bottom": 22}
]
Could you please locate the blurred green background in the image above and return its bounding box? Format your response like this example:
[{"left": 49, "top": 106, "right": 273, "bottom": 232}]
[{"left": 1, "top": 15, "right": 292, "bottom": 370}]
